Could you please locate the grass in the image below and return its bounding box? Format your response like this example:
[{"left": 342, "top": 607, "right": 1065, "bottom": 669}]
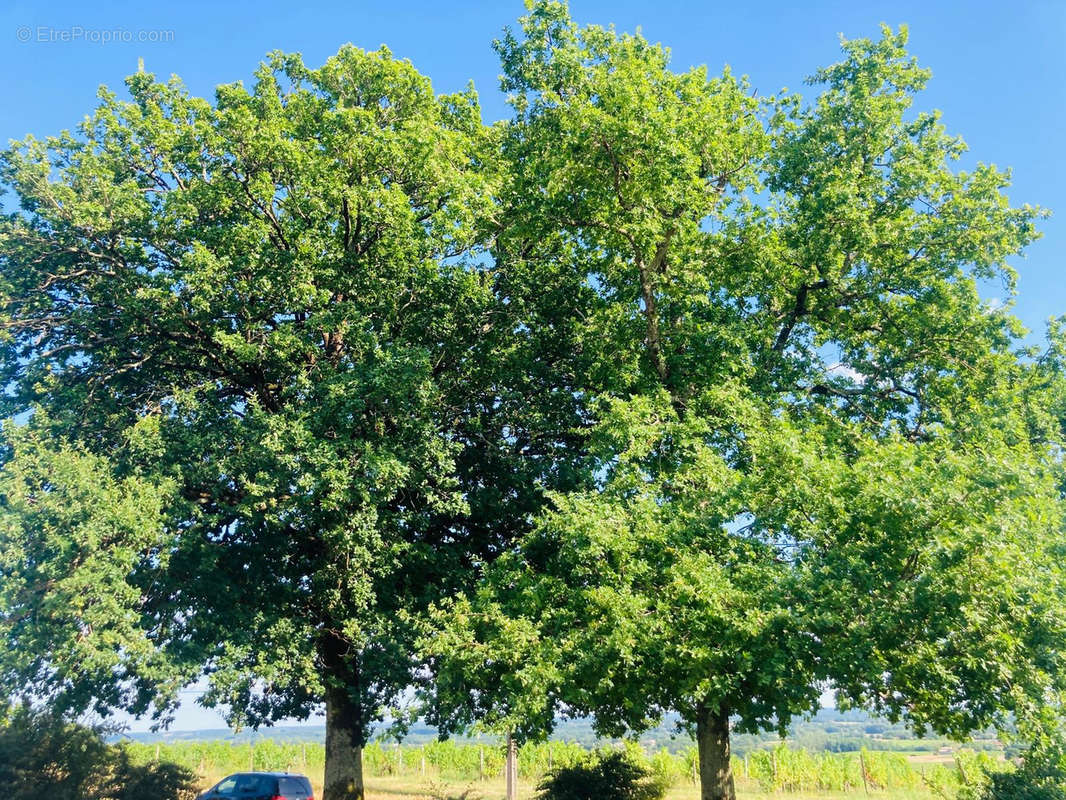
[{"left": 194, "top": 769, "right": 943, "bottom": 799}]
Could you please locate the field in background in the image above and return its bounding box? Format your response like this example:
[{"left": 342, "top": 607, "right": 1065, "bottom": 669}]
[
  {"left": 127, "top": 709, "right": 1007, "bottom": 757},
  {"left": 124, "top": 738, "right": 1004, "bottom": 799},
  {"left": 176, "top": 771, "right": 952, "bottom": 800}
]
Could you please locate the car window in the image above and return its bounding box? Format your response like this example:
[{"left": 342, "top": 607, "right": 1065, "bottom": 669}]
[
  {"left": 279, "top": 776, "right": 310, "bottom": 797},
  {"left": 235, "top": 774, "right": 274, "bottom": 794},
  {"left": 213, "top": 776, "right": 238, "bottom": 796}
]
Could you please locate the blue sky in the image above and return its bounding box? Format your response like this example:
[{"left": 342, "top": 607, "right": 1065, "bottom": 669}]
[{"left": 2, "top": 0, "right": 1063, "bottom": 730}]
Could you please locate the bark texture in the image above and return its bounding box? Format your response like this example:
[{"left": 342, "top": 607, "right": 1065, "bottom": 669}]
[
  {"left": 505, "top": 731, "right": 518, "bottom": 800},
  {"left": 696, "top": 704, "right": 736, "bottom": 800},
  {"left": 323, "top": 684, "right": 365, "bottom": 800}
]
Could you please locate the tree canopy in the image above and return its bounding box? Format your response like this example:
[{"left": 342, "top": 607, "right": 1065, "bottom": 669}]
[
  {"left": 423, "top": 6, "right": 1066, "bottom": 800},
  {"left": 0, "top": 39, "right": 588, "bottom": 800},
  {"left": 1, "top": 5, "right": 1063, "bottom": 800}
]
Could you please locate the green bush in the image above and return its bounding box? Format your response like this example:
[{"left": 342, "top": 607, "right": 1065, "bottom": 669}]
[
  {"left": 977, "top": 770, "right": 1066, "bottom": 800},
  {"left": 951, "top": 749, "right": 1065, "bottom": 800},
  {"left": 0, "top": 704, "right": 196, "bottom": 800},
  {"left": 535, "top": 750, "right": 665, "bottom": 800}
]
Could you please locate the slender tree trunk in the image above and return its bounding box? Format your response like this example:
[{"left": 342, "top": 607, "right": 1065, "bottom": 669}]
[
  {"left": 505, "top": 730, "right": 518, "bottom": 800},
  {"left": 323, "top": 683, "right": 365, "bottom": 800},
  {"left": 695, "top": 704, "right": 736, "bottom": 800}
]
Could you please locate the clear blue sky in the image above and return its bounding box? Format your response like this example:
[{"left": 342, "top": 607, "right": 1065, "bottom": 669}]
[{"left": 2, "top": 0, "right": 1063, "bottom": 730}]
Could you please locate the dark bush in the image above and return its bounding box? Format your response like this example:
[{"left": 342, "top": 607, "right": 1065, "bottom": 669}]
[
  {"left": 975, "top": 770, "right": 1066, "bottom": 800},
  {"left": 0, "top": 703, "right": 196, "bottom": 800},
  {"left": 535, "top": 750, "right": 665, "bottom": 800}
]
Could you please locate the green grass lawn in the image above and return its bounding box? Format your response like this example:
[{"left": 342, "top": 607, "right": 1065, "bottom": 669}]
[
  {"left": 367, "top": 776, "right": 939, "bottom": 799},
  {"left": 194, "top": 770, "right": 942, "bottom": 800}
]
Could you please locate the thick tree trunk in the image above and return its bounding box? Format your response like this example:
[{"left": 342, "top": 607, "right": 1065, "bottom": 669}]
[
  {"left": 323, "top": 684, "right": 365, "bottom": 800},
  {"left": 695, "top": 704, "right": 736, "bottom": 800}
]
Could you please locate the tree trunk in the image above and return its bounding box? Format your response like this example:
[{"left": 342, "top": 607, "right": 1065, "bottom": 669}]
[
  {"left": 323, "top": 684, "right": 365, "bottom": 800},
  {"left": 695, "top": 704, "right": 736, "bottom": 800},
  {"left": 505, "top": 731, "right": 518, "bottom": 800}
]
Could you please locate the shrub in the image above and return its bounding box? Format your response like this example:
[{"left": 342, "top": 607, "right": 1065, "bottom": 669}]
[
  {"left": 950, "top": 751, "right": 1065, "bottom": 800},
  {"left": 0, "top": 703, "right": 196, "bottom": 800},
  {"left": 977, "top": 770, "right": 1066, "bottom": 800},
  {"left": 535, "top": 750, "right": 665, "bottom": 800}
]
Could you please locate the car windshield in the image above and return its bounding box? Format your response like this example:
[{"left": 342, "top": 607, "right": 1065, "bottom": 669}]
[{"left": 214, "top": 776, "right": 238, "bottom": 795}]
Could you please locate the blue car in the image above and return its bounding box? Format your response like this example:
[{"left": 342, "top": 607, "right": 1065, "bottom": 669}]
[{"left": 196, "top": 772, "right": 314, "bottom": 800}]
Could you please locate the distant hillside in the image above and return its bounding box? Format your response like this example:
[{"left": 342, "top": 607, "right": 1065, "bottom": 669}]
[{"left": 118, "top": 708, "right": 1008, "bottom": 757}]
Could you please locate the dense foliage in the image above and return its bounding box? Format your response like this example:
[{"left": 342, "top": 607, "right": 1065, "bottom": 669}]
[
  {"left": 425, "top": 4, "right": 1066, "bottom": 800},
  {"left": 535, "top": 751, "right": 664, "bottom": 800},
  {"left": 1, "top": 3, "right": 1063, "bottom": 800},
  {"left": 0, "top": 704, "right": 196, "bottom": 800},
  {"left": 971, "top": 772, "right": 1066, "bottom": 800},
  {"left": 0, "top": 20, "right": 581, "bottom": 800}
]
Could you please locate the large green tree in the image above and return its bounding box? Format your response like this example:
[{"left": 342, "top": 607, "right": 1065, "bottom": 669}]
[
  {"left": 425, "top": 6, "right": 1066, "bottom": 800},
  {"left": 0, "top": 44, "right": 586, "bottom": 800}
]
